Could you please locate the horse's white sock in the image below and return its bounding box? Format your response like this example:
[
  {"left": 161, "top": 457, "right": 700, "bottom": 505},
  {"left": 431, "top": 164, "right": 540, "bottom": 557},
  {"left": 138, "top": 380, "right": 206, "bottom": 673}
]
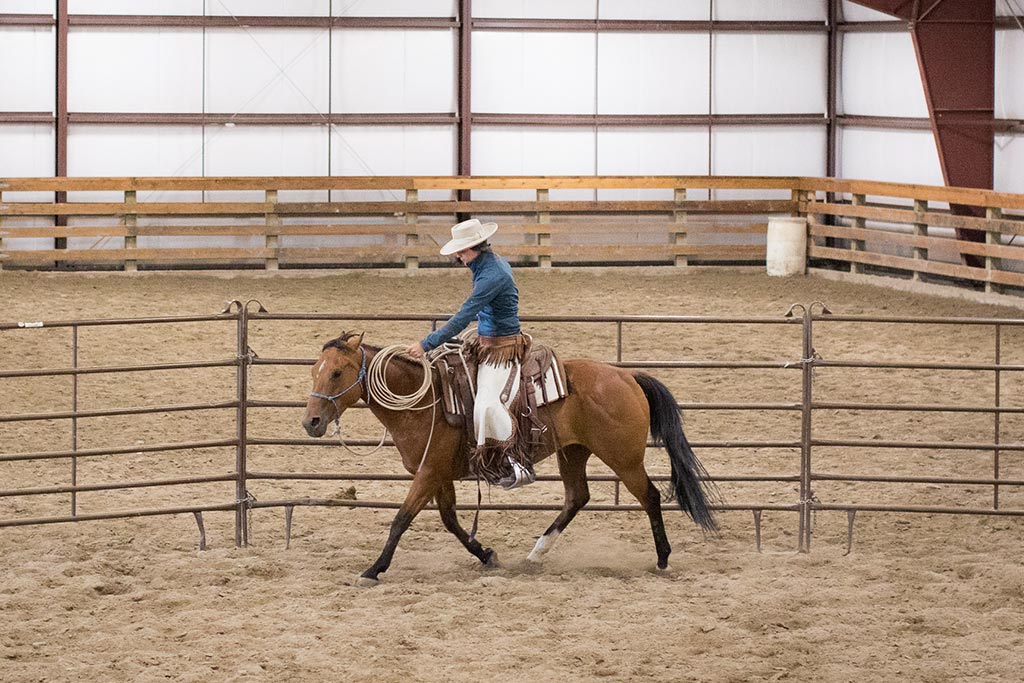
[{"left": 527, "top": 529, "right": 561, "bottom": 562}]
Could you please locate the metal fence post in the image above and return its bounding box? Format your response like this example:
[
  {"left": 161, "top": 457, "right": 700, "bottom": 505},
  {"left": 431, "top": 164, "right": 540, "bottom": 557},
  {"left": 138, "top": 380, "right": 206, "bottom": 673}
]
[
  {"left": 994, "top": 324, "right": 1002, "bottom": 509},
  {"left": 71, "top": 324, "right": 79, "bottom": 517},
  {"left": 797, "top": 304, "right": 815, "bottom": 552},
  {"left": 799, "top": 302, "right": 829, "bottom": 552},
  {"left": 235, "top": 304, "right": 249, "bottom": 547}
]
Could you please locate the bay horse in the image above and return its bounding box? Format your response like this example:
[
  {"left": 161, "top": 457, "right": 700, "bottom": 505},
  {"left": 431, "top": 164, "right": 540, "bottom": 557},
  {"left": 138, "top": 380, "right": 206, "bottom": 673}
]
[{"left": 302, "top": 332, "right": 717, "bottom": 584}]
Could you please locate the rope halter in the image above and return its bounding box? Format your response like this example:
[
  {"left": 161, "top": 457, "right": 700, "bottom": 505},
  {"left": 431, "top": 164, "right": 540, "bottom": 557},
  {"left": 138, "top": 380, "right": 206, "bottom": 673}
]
[{"left": 309, "top": 345, "right": 367, "bottom": 416}]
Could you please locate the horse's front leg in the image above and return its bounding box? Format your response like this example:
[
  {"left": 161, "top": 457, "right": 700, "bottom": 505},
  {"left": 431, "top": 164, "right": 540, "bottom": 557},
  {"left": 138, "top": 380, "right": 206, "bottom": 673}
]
[
  {"left": 359, "top": 469, "right": 438, "bottom": 585},
  {"left": 435, "top": 480, "right": 499, "bottom": 568}
]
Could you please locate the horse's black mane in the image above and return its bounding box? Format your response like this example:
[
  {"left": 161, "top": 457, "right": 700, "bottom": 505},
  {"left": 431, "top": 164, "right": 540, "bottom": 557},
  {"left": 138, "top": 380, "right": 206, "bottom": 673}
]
[
  {"left": 322, "top": 332, "right": 423, "bottom": 369},
  {"left": 322, "top": 331, "right": 362, "bottom": 352}
]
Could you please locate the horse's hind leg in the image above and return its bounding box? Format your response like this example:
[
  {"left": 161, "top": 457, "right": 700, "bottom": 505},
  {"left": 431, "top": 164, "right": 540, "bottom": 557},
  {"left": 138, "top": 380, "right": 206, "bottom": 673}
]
[
  {"left": 435, "top": 480, "right": 498, "bottom": 567},
  {"left": 608, "top": 456, "right": 672, "bottom": 570},
  {"left": 527, "top": 445, "right": 591, "bottom": 563}
]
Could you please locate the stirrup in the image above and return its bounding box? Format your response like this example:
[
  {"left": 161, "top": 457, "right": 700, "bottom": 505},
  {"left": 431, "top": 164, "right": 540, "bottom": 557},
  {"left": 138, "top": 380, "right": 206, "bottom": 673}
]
[{"left": 497, "top": 461, "right": 535, "bottom": 490}]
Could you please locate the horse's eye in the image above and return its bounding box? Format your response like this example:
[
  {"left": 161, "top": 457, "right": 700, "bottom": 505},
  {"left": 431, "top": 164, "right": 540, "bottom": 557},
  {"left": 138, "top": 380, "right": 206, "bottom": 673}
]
[{"left": 332, "top": 370, "right": 342, "bottom": 379}]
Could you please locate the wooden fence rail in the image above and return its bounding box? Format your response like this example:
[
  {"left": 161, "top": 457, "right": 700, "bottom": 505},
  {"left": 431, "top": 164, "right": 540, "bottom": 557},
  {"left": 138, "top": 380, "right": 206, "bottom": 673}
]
[{"left": 2, "top": 175, "right": 1024, "bottom": 293}]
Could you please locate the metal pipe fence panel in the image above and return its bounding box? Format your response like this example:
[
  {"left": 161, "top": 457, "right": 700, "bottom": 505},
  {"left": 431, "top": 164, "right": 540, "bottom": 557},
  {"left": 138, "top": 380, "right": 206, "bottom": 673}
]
[
  {"left": 1, "top": 303, "right": 1023, "bottom": 552},
  {"left": 0, "top": 310, "right": 245, "bottom": 545}
]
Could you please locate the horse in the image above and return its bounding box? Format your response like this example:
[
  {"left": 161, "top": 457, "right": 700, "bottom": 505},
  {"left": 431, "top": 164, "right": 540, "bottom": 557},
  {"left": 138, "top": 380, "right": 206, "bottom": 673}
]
[{"left": 302, "top": 332, "right": 718, "bottom": 584}]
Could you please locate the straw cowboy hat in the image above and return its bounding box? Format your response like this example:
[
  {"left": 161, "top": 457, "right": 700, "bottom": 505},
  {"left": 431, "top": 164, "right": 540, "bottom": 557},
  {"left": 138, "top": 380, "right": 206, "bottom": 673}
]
[{"left": 439, "top": 218, "right": 499, "bottom": 256}]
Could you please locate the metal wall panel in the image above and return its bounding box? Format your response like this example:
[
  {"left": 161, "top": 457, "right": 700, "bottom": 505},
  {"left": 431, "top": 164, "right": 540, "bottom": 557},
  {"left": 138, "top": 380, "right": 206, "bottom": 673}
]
[
  {"left": 995, "top": 134, "right": 1024, "bottom": 195},
  {"left": 0, "top": 27, "right": 55, "bottom": 112},
  {"left": 839, "top": 127, "right": 944, "bottom": 189},
  {"left": 712, "top": 125, "right": 826, "bottom": 198},
  {"left": 840, "top": 32, "right": 928, "bottom": 118},
  {"left": 598, "top": 33, "right": 709, "bottom": 115},
  {"left": 205, "top": 28, "right": 330, "bottom": 114},
  {"left": 329, "top": 124, "right": 455, "bottom": 201},
  {"left": 331, "top": 29, "right": 456, "bottom": 114},
  {"left": 470, "top": 126, "right": 596, "bottom": 200},
  {"left": 996, "top": 28, "right": 1024, "bottom": 120},
  {"left": 714, "top": 0, "right": 827, "bottom": 21},
  {"left": 714, "top": 32, "right": 827, "bottom": 114},
  {"left": 333, "top": 0, "right": 456, "bottom": 17},
  {"left": 68, "top": 28, "right": 203, "bottom": 113},
  {"left": 68, "top": 0, "right": 203, "bottom": 14},
  {"left": 209, "top": 0, "right": 329, "bottom": 17},
  {"left": 599, "top": 0, "right": 706, "bottom": 20},
  {"left": 472, "top": 31, "right": 596, "bottom": 114},
  {"left": 474, "top": 0, "right": 595, "bottom": 20},
  {"left": 597, "top": 126, "right": 710, "bottom": 200},
  {"left": 838, "top": 1, "right": 890, "bottom": 21}
]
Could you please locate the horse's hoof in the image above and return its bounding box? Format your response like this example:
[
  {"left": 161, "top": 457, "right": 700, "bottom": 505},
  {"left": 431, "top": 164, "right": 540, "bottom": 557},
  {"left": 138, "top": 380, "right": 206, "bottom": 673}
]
[
  {"left": 354, "top": 575, "right": 380, "bottom": 587},
  {"left": 651, "top": 563, "right": 672, "bottom": 575},
  {"left": 483, "top": 548, "right": 501, "bottom": 569}
]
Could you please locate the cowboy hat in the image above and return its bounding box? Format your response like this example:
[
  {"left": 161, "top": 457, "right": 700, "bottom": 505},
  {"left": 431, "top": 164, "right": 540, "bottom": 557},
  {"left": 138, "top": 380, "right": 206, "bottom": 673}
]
[{"left": 439, "top": 218, "right": 499, "bottom": 256}]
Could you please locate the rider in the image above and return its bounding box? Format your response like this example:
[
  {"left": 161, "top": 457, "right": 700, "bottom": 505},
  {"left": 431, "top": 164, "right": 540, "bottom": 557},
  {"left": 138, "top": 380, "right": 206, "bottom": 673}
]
[{"left": 406, "top": 218, "right": 535, "bottom": 490}]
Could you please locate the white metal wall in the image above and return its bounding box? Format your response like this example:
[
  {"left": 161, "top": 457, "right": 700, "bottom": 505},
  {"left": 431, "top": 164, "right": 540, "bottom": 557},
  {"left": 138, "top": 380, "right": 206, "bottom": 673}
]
[{"left": 0, "top": 1, "right": 1022, "bottom": 196}]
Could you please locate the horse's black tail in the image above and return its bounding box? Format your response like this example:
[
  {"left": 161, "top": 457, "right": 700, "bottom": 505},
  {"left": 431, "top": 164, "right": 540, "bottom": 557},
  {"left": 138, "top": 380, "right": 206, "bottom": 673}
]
[{"left": 633, "top": 373, "right": 719, "bottom": 533}]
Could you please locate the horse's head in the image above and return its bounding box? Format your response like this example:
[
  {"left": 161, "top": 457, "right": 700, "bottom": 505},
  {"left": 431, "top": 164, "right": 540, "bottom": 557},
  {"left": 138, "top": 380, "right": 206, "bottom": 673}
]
[{"left": 302, "top": 332, "right": 366, "bottom": 437}]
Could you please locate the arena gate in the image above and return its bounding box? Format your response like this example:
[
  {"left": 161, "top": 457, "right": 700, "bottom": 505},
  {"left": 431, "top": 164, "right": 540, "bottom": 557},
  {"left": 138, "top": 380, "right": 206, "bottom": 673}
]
[{"left": 1, "top": 302, "right": 1022, "bottom": 553}]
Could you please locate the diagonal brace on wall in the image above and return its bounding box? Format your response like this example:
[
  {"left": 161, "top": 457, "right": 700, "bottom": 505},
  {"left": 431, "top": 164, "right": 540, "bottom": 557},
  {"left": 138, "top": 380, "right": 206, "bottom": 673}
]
[{"left": 849, "top": 0, "right": 995, "bottom": 267}]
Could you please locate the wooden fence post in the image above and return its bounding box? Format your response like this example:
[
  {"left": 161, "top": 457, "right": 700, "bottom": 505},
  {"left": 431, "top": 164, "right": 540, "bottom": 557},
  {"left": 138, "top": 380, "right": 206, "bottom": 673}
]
[
  {"left": 673, "top": 188, "right": 688, "bottom": 267},
  {"left": 0, "top": 189, "right": 5, "bottom": 271},
  {"left": 405, "top": 189, "right": 419, "bottom": 270},
  {"left": 850, "top": 193, "right": 866, "bottom": 274},
  {"left": 986, "top": 206, "right": 1002, "bottom": 294},
  {"left": 265, "top": 190, "right": 280, "bottom": 271},
  {"left": 124, "top": 190, "right": 137, "bottom": 272},
  {"left": 912, "top": 199, "right": 928, "bottom": 282},
  {"left": 537, "top": 188, "right": 551, "bottom": 268}
]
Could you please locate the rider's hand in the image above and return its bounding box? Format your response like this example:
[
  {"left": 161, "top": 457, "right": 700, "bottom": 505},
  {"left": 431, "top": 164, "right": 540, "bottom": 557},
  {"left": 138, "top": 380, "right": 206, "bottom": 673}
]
[{"left": 406, "top": 342, "right": 425, "bottom": 360}]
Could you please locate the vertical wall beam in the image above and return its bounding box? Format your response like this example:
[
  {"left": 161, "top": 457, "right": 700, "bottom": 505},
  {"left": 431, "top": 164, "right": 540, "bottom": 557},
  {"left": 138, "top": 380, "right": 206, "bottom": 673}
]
[
  {"left": 55, "top": 0, "right": 69, "bottom": 254},
  {"left": 826, "top": 0, "right": 838, "bottom": 179},
  {"left": 456, "top": 0, "right": 472, "bottom": 222}
]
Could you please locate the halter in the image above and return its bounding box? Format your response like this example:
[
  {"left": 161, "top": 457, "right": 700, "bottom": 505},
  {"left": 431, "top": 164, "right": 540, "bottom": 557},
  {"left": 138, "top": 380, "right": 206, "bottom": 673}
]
[{"left": 309, "top": 345, "right": 367, "bottom": 412}]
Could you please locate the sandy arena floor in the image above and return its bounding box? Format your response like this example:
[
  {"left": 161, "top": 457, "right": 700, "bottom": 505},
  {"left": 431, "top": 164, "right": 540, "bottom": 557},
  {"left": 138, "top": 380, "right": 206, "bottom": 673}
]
[{"left": 1, "top": 267, "right": 1023, "bottom": 683}]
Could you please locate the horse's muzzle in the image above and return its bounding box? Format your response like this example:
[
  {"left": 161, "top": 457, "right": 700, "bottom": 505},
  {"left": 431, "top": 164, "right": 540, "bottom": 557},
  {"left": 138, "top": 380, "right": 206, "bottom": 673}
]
[{"left": 302, "top": 414, "right": 328, "bottom": 438}]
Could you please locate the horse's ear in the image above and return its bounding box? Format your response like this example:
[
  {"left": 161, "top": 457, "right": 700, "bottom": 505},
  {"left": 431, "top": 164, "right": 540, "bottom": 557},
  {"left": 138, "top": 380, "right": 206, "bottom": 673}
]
[{"left": 347, "top": 332, "right": 364, "bottom": 349}]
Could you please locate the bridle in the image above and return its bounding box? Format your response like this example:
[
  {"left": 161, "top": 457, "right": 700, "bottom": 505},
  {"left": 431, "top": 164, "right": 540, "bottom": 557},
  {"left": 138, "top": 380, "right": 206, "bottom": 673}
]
[{"left": 309, "top": 345, "right": 367, "bottom": 415}]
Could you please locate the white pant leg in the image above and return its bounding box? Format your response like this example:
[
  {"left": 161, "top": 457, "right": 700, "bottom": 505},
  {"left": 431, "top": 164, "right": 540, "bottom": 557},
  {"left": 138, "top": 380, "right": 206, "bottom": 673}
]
[{"left": 474, "top": 360, "right": 520, "bottom": 447}]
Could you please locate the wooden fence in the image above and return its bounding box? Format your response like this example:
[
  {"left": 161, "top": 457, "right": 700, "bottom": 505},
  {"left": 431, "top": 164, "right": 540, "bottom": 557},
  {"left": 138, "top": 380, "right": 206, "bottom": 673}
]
[{"left": 1, "top": 175, "right": 1023, "bottom": 294}]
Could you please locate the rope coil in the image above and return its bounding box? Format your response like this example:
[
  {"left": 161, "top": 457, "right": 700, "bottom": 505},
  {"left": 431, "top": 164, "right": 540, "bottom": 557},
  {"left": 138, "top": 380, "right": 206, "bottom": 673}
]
[
  {"left": 333, "top": 345, "right": 440, "bottom": 467},
  {"left": 365, "top": 345, "right": 436, "bottom": 411}
]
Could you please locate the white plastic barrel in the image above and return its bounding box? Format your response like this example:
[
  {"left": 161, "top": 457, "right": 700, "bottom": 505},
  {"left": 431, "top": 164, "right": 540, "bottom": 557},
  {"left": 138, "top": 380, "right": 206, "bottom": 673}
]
[{"left": 765, "top": 217, "right": 807, "bottom": 276}]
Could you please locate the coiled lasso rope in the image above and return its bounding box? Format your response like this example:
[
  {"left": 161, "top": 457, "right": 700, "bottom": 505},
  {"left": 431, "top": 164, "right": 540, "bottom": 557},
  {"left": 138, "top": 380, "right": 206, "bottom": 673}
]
[
  {"left": 366, "top": 345, "right": 437, "bottom": 411},
  {"left": 332, "top": 345, "right": 439, "bottom": 468}
]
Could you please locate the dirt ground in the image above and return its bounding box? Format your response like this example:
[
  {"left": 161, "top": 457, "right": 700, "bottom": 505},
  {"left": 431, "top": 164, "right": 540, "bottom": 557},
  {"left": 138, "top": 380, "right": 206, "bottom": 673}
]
[{"left": 1, "top": 266, "right": 1023, "bottom": 683}]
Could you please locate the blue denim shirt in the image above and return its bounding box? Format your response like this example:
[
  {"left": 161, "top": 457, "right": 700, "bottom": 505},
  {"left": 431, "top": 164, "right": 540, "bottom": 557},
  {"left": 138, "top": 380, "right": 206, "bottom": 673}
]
[{"left": 422, "top": 250, "right": 520, "bottom": 351}]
